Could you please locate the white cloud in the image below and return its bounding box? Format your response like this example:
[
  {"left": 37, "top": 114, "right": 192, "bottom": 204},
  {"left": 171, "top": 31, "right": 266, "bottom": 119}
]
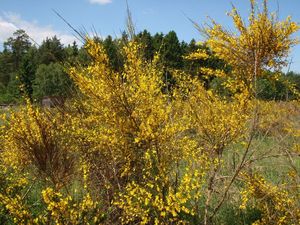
[
  {"left": 0, "top": 12, "right": 77, "bottom": 46},
  {"left": 89, "top": 0, "right": 112, "bottom": 5}
]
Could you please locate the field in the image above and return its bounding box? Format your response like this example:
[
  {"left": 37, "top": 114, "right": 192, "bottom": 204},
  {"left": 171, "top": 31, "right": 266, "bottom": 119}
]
[
  {"left": 0, "top": 0, "right": 300, "bottom": 224},
  {"left": 0, "top": 79, "right": 299, "bottom": 225}
]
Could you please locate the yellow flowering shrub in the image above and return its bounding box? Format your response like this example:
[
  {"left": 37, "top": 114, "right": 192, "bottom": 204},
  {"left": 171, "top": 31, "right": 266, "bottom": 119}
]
[
  {"left": 191, "top": 0, "right": 299, "bottom": 96},
  {"left": 240, "top": 173, "right": 300, "bottom": 225},
  {"left": 68, "top": 39, "right": 213, "bottom": 222},
  {"left": 0, "top": 160, "right": 33, "bottom": 224},
  {"left": 41, "top": 188, "right": 104, "bottom": 224},
  {"left": 1, "top": 103, "right": 76, "bottom": 189},
  {"left": 256, "top": 100, "right": 300, "bottom": 136},
  {"left": 0, "top": 0, "right": 299, "bottom": 224},
  {"left": 115, "top": 146, "right": 209, "bottom": 224}
]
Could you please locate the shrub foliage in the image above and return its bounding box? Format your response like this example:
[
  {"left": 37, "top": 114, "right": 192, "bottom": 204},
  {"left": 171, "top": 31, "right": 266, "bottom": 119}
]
[{"left": 0, "top": 0, "right": 299, "bottom": 224}]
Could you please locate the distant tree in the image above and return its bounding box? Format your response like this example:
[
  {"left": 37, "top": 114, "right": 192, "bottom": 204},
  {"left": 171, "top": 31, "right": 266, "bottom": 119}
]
[
  {"left": 77, "top": 47, "right": 92, "bottom": 66},
  {"left": 33, "top": 63, "right": 73, "bottom": 100},
  {"left": 37, "top": 36, "right": 66, "bottom": 65},
  {"left": 19, "top": 46, "right": 38, "bottom": 99},
  {"left": 188, "top": 39, "right": 198, "bottom": 52},
  {"left": 0, "top": 82, "right": 7, "bottom": 103},
  {"left": 0, "top": 30, "right": 32, "bottom": 102},
  {"left": 5, "top": 71, "right": 22, "bottom": 103},
  {"left": 152, "top": 32, "right": 164, "bottom": 53},
  {"left": 103, "top": 35, "right": 123, "bottom": 71},
  {"left": 136, "top": 30, "right": 154, "bottom": 61},
  {"left": 65, "top": 41, "right": 79, "bottom": 64},
  {"left": 120, "top": 31, "right": 129, "bottom": 44},
  {"left": 155, "top": 31, "right": 183, "bottom": 91},
  {"left": 0, "top": 51, "right": 13, "bottom": 87},
  {"left": 0, "top": 82, "right": 5, "bottom": 94},
  {"left": 160, "top": 31, "right": 183, "bottom": 69},
  {"left": 183, "top": 39, "right": 199, "bottom": 74},
  {"left": 3, "top": 29, "right": 31, "bottom": 71},
  {"left": 71, "top": 41, "right": 79, "bottom": 56}
]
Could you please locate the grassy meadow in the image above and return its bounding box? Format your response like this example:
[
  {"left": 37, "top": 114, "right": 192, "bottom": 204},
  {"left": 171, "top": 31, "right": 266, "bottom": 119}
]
[{"left": 0, "top": 0, "right": 300, "bottom": 224}]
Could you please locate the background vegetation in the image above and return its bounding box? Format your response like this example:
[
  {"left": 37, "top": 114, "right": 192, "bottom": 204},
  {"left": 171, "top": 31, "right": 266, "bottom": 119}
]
[
  {"left": 0, "top": 0, "right": 299, "bottom": 224},
  {"left": 0, "top": 28, "right": 299, "bottom": 104}
]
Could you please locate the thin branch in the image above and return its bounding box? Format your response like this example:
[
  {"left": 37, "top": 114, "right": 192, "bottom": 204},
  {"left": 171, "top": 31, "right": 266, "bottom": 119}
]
[{"left": 52, "top": 9, "right": 85, "bottom": 43}]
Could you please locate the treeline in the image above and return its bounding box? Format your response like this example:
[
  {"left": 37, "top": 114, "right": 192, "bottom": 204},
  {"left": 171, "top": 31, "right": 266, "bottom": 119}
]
[
  {"left": 0, "top": 30, "right": 77, "bottom": 103},
  {"left": 0, "top": 29, "right": 299, "bottom": 104}
]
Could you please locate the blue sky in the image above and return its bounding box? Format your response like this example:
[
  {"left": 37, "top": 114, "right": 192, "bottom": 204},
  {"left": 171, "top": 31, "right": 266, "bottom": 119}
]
[{"left": 1, "top": 0, "right": 300, "bottom": 72}]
